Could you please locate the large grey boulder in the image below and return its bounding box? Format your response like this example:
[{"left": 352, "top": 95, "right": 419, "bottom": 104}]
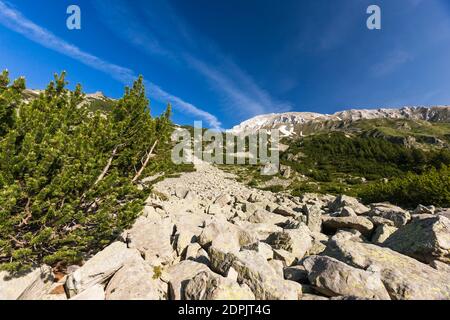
[
  {"left": 368, "top": 203, "right": 411, "bottom": 227},
  {"left": 308, "top": 232, "right": 329, "bottom": 255},
  {"left": 0, "top": 266, "right": 54, "bottom": 300},
  {"left": 324, "top": 239, "right": 450, "bottom": 300},
  {"left": 437, "top": 209, "right": 450, "bottom": 220},
  {"left": 247, "top": 209, "right": 287, "bottom": 225},
  {"left": 300, "top": 293, "right": 329, "bottom": 300},
  {"left": 322, "top": 215, "right": 374, "bottom": 237},
  {"left": 209, "top": 245, "right": 236, "bottom": 276},
  {"left": 172, "top": 214, "right": 206, "bottom": 256},
  {"left": 70, "top": 284, "right": 105, "bottom": 300},
  {"left": 369, "top": 216, "right": 396, "bottom": 227},
  {"left": 338, "top": 207, "right": 357, "bottom": 217},
  {"left": 125, "top": 216, "right": 176, "bottom": 265},
  {"left": 266, "top": 226, "right": 312, "bottom": 260},
  {"left": 384, "top": 216, "right": 450, "bottom": 264},
  {"left": 329, "top": 195, "right": 369, "bottom": 215},
  {"left": 105, "top": 260, "right": 168, "bottom": 300},
  {"left": 430, "top": 260, "right": 450, "bottom": 274},
  {"left": 273, "top": 206, "right": 299, "bottom": 218},
  {"left": 199, "top": 219, "right": 257, "bottom": 253},
  {"left": 208, "top": 248, "right": 298, "bottom": 299},
  {"left": 230, "top": 250, "right": 299, "bottom": 300},
  {"left": 17, "top": 265, "right": 55, "bottom": 300},
  {"left": 303, "top": 256, "right": 390, "bottom": 300},
  {"left": 330, "top": 229, "right": 365, "bottom": 243},
  {"left": 162, "top": 260, "right": 212, "bottom": 300},
  {"left": 242, "top": 241, "right": 273, "bottom": 260},
  {"left": 372, "top": 225, "right": 398, "bottom": 245},
  {"left": 184, "top": 271, "right": 255, "bottom": 300},
  {"left": 233, "top": 220, "right": 283, "bottom": 241},
  {"left": 273, "top": 249, "right": 296, "bottom": 266},
  {"left": 65, "top": 242, "right": 142, "bottom": 297}
]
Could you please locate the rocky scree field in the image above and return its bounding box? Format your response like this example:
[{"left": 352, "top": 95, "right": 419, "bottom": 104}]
[{"left": 2, "top": 158, "right": 450, "bottom": 300}]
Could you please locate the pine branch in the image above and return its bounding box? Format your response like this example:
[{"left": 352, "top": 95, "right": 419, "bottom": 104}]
[
  {"left": 18, "top": 198, "right": 32, "bottom": 227},
  {"left": 132, "top": 140, "right": 158, "bottom": 183},
  {"left": 9, "top": 235, "right": 25, "bottom": 248},
  {"left": 94, "top": 145, "right": 120, "bottom": 185}
]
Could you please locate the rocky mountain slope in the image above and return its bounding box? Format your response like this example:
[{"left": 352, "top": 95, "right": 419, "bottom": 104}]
[
  {"left": 225, "top": 106, "right": 450, "bottom": 203},
  {"left": 2, "top": 159, "right": 449, "bottom": 300},
  {"left": 230, "top": 106, "right": 450, "bottom": 137},
  {"left": 22, "top": 89, "right": 114, "bottom": 112}
]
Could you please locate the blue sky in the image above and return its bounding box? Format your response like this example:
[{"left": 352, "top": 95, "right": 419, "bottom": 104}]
[{"left": 1, "top": 0, "right": 450, "bottom": 129}]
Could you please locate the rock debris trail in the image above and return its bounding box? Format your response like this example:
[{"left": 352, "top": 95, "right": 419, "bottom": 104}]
[{"left": 2, "top": 159, "right": 450, "bottom": 300}]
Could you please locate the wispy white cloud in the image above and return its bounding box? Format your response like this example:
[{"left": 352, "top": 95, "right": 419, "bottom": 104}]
[
  {"left": 371, "top": 50, "right": 414, "bottom": 77},
  {"left": 0, "top": 1, "right": 135, "bottom": 83},
  {"left": 186, "top": 55, "right": 291, "bottom": 117},
  {"left": 91, "top": 1, "right": 177, "bottom": 61},
  {"left": 145, "top": 81, "right": 222, "bottom": 130},
  {"left": 92, "top": 0, "right": 290, "bottom": 121},
  {"left": 0, "top": 0, "right": 222, "bottom": 130}
]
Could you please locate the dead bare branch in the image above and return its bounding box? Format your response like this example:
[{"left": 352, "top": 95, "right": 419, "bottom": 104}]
[{"left": 132, "top": 140, "right": 158, "bottom": 183}]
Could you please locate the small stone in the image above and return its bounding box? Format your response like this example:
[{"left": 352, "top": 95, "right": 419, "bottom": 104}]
[
  {"left": 175, "top": 187, "right": 189, "bottom": 199},
  {"left": 413, "top": 204, "right": 435, "bottom": 215},
  {"left": 283, "top": 265, "right": 309, "bottom": 283},
  {"left": 303, "top": 204, "right": 322, "bottom": 233},
  {"left": 214, "top": 194, "right": 232, "bottom": 207},
  {"left": 340, "top": 207, "right": 357, "bottom": 217}
]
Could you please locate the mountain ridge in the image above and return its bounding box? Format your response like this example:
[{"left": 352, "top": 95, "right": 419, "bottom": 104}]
[{"left": 230, "top": 106, "right": 450, "bottom": 136}]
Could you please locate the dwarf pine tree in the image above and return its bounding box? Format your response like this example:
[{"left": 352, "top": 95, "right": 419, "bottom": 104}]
[
  {"left": 0, "top": 70, "right": 23, "bottom": 136},
  {"left": 0, "top": 71, "right": 174, "bottom": 272}
]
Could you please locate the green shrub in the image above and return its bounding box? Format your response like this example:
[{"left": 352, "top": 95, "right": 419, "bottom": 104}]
[
  {"left": 284, "top": 132, "right": 450, "bottom": 181},
  {"left": 0, "top": 71, "right": 175, "bottom": 272},
  {"left": 358, "top": 166, "right": 450, "bottom": 208}
]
